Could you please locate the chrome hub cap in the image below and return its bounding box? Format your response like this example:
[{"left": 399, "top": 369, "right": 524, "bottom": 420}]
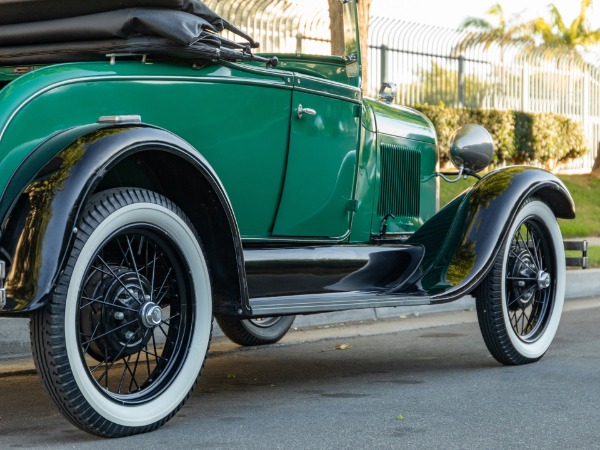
[
  {"left": 536, "top": 270, "right": 551, "bottom": 290},
  {"left": 140, "top": 302, "right": 163, "bottom": 328}
]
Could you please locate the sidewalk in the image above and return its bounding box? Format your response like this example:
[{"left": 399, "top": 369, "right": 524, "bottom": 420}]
[
  {"left": 582, "top": 237, "right": 600, "bottom": 246},
  {"left": 1, "top": 268, "right": 599, "bottom": 360}
]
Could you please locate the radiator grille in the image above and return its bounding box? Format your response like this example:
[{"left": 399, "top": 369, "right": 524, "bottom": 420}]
[{"left": 378, "top": 143, "right": 421, "bottom": 218}]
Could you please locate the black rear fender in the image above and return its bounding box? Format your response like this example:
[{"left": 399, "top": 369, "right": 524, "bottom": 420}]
[
  {"left": 0, "top": 125, "right": 247, "bottom": 314},
  {"left": 406, "top": 166, "right": 575, "bottom": 302}
]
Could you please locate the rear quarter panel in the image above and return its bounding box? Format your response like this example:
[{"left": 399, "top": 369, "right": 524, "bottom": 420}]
[{"left": 0, "top": 61, "right": 293, "bottom": 238}]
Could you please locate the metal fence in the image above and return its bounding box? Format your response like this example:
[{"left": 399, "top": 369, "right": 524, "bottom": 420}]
[
  {"left": 207, "top": 0, "right": 333, "bottom": 56},
  {"left": 203, "top": 0, "right": 599, "bottom": 170},
  {"left": 368, "top": 17, "right": 600, "bottom": 171}
]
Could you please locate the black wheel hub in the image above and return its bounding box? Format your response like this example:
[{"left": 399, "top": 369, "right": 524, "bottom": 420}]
[
  {"left": 83, "top": 267, "right": 161, "bottom": 361},
  {"left": 509, "top": 249, "right": 538, "bottom": 310},
  {"left": 508, "top": 245, "right": 553, "bottom": 313}
]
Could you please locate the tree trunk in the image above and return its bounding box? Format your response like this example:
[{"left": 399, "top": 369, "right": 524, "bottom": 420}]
[
  {"left": 328, "top": 0, "right": 345, "bottom": 56},
  {"left": 593, "top": 142, "right": 600, "bottom": 173},
  {"left": 357, "top": 0, "right": 372, "bottom": 93}
]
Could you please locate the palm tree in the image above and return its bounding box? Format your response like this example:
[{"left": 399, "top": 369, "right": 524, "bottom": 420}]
[
  {"left": 533, "top": 0, "right": 600, "bottom": 48},
  {"left": 455, "top": 4, "right": 535, "bottom": 108},
  {"left": 459, "top": 3, "right": 535, "bottom": 48}
]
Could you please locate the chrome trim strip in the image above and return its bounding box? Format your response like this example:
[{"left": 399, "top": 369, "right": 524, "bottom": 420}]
[
  {"left": 295, "top": 85, "right": 362, "bottom": 104},
  {"left": 242, "top": 230, "right": 351, "bottom": 245},
  {"left": 0, "top": 261, "right": 5, "bottom": 309},
  {"left": 250, "top": 292, "right": 430, "bottom": 315},
  {"left": 97, "top": 114, "right": 142, "bottom": 124}
]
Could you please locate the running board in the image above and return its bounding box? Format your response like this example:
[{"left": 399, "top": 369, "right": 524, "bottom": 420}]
[
  {"left": 564, "top": 240, "right": 588, "bottom": 269},
  {"left": 244, "top": 245, "right": 424, "bottom": 299},
  {"left": 249, "top": 292, "right": 431, "bottom": 316}
]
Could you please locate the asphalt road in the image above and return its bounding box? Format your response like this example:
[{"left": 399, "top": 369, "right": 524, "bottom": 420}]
[{"left": 1, "top": 299, "right": 600, "bottom": 449}]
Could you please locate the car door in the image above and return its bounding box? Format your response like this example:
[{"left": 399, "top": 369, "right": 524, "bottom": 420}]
[{"left": 272, "top": 74, "right": 361, "bottom": 239}]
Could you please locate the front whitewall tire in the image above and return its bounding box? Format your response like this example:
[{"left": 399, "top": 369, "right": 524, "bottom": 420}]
[
  {"left": 500, "top": 202, "right": 565, "bottom": 359},
  {"left": 476, "top": 199, "right": 565, "bottom": 365}
]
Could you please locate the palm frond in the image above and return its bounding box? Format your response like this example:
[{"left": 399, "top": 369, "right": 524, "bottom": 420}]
[
  {"left": 487, "top": 3, "right": 505, "bottom": 30},
  {"left": 533, "top": 18, "right": 556, "bottom": 43},
  {"left": 576, "top": 30, "right": 600, "bottom": 47},
  {"left": 487, "top": 3, "right": 503, "bottom": 16},
  {"left": 459, "top": 17, "right": 493, "bottom": 32},
  {"left": 547, "top": 4, "right": 566, "bottom": 33}
]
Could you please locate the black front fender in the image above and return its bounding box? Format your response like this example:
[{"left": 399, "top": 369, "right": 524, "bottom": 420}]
[
  {"left": 406, "top": 166, "right": 574, "bottom": 302},
  {"left": 0, "top": 125, "right": 247, "bottom": 313}
]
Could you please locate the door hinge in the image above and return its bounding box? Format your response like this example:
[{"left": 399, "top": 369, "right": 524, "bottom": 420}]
[{"left": 354, "top": 104, "right": 363, "bottom": 118}]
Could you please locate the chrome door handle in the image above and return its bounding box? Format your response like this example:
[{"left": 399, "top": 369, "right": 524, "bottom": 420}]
[{"left": 297, "top": 104, "right": 317, "bottom": 119}]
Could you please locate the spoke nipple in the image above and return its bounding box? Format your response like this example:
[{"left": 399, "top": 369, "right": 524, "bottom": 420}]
[
  {"left": 114, "top": 311, "right": 125, "bottom": 320},
  {"left": 125, "top": 331, "right": 135, "bottom": 340},
  {"left": 518, "top": 281, "right": 525, "bottom": 287}
]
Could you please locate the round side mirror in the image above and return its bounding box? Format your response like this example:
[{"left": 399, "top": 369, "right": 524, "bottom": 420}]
[{"left": 449, "top": 124, "right": 494, "bottom": 174}]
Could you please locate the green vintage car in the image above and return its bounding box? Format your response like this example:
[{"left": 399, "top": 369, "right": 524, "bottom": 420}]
[{"left": 0, "top": 0, "right": 587, "bottom": 438}]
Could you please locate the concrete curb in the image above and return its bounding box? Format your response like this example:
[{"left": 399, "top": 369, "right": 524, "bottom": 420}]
[{"left": 1, "top": 269, "right": 599, "bottom": 359}]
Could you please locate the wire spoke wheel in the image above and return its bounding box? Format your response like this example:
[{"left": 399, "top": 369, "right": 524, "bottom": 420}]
[
  {"left": 476, "top": 199, "right": 565, "bottom": 365},
  {"left": 78, "top": 229, "right": 191, "bottom": 402},
  {"left": 504, "top": 220, "right": 554, "bottom": 342},
  {"left": 31, "top": 189, "right": 212, "bottom": 437}
]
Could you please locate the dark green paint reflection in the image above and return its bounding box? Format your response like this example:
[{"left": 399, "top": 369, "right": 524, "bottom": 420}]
[
  {"left": 6, "top": 129, "right": 122, "bottom": 307},
  {"left": 408, "top": 167, "right": 526, "bottom": 293}
]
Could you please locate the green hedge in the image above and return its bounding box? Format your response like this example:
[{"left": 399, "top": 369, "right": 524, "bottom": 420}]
[{"left": 414, "top": 104, "right": 588, "bottom": 168}]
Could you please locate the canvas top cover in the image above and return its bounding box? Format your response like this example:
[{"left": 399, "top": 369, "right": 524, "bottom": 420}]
[{"left": 0, "top": 0, "right": 266, "bottom": 65}]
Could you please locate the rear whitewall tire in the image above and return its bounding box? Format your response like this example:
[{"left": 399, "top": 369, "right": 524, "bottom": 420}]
[{"left": 31, "top": 189, "right": 212, "bottom": 436}]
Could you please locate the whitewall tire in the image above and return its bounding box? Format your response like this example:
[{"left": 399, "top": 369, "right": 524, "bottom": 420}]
[
  {"left": 476, "top": 199, "right": 565, "bottom": 365},
  {"left": 31, "top": 189, "right": 212, "bottom": 437}
]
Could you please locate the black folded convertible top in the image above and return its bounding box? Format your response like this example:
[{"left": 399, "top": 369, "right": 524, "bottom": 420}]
[{"left": 0, "top": 0, "right": 265, "bottom": 65}]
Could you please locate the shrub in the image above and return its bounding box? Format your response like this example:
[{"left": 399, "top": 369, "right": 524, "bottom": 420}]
[{"left": 414, "top": 104, "right": 588, "bottom": 169}]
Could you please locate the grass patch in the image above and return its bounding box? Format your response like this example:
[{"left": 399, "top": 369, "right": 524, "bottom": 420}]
[
  {"left": 588, "top": 246, "right": 600, "bottom": 268},
  {"left": 566, "top": 246, "right": 600, "bottom": 268},
  {"left": 556, "top": 174, "right": 600, "bottom": 238},
  {"left": 439, "top": 177, "right": 473, "bottom": 207}
]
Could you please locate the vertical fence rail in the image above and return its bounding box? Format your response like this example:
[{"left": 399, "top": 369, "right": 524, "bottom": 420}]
[{"left": 368, "top": 17, "right": 600, "bottom": 171}]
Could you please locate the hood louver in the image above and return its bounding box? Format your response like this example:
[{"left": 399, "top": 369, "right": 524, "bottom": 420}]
[{"left": 378, "top": 143, "right": 421, "bottom": 219}]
